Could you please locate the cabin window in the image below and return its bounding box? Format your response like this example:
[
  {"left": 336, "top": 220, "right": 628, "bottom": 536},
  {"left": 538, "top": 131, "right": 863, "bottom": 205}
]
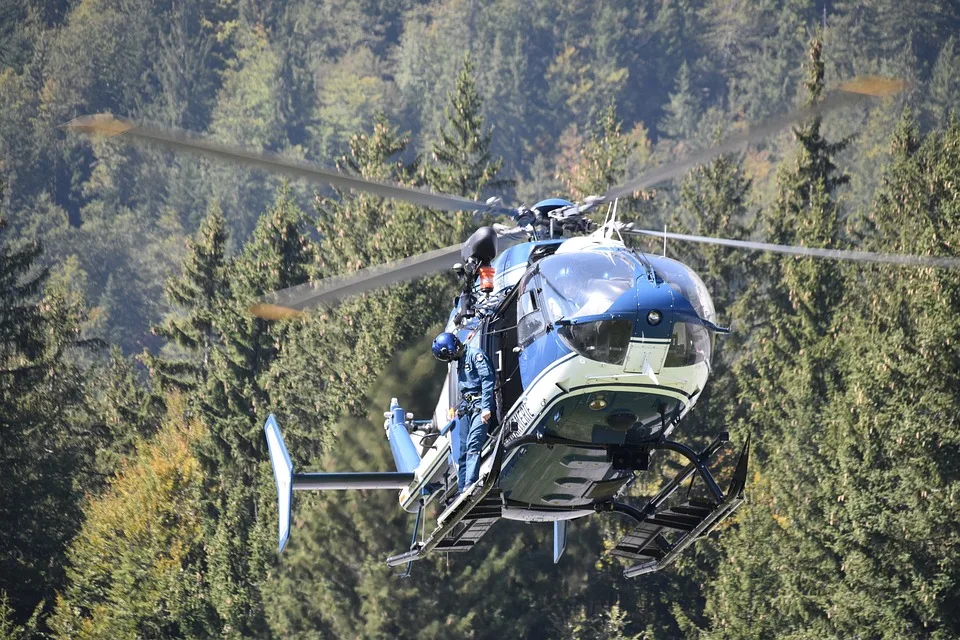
[
  {"left": 648, "top": 257, "right": 717, "bottom": 324},
  {"left": 516, "top": 277, "right": 547, "bottom": 346},
  {"left": 663, "top": 321, "right": 713, "bottom": 368}
]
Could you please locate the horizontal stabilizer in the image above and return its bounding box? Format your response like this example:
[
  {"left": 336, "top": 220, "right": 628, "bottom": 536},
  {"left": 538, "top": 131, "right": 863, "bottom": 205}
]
[
  {"left": 293, "top": 472, "right": 414, "bottom": 490},
  {"left": 264, "top": 415, "right": 417, "bottom": 554}
]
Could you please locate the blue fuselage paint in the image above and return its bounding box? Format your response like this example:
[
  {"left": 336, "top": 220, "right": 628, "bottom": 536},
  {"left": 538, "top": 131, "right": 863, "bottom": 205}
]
[{"left": 434, "top": 238, "right": 718, "bottom": 515}]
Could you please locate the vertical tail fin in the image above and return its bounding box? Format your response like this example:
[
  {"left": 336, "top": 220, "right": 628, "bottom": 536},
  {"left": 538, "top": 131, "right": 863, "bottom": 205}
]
[
  {"left": 553, "top": 520, "right": 569, "bottom": 564},
  {"left": 264, "top": 415, "right": 293, "bottom": 553}
]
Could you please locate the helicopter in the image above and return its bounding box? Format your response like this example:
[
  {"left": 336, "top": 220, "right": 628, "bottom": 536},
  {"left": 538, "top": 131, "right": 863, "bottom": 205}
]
[{"left": 64, "top": 76, "right": 958, "bottom": 579}]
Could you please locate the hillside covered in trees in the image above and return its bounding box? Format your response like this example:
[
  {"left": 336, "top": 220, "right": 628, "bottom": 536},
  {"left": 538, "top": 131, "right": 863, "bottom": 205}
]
[{"left": 2, "top": 0, "right": 960, "bottom": 638}]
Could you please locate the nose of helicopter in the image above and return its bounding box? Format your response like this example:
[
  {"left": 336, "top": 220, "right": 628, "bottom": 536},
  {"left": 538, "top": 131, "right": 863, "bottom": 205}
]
[{"left": 630, "top": 276, "right": 676, "bottom": 341}]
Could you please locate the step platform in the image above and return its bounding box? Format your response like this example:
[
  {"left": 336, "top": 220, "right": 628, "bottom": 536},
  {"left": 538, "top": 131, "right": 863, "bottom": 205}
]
[
  {"left": 386, "top": 429, "right": 505, "bottom": 567},
  {"left": 433, "top": 491, "right": 503, "bottom": 553},
  {"left": 611, "top": 435, "right": 750, "bottom": 578}
]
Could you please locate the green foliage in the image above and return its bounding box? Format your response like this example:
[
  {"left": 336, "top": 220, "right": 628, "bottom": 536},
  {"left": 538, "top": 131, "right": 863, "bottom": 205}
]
[
  {"left": 0, "top": 591, "right": 42, "bottom": 640},
  {"left": 562, "top": 601, "right": 643, "bottom": 640},
  {"left": 425, "top": 56, "right": 509, "bottom": 199},
  {"left": 204, "top": 185, "right": 316, "bottom": 468},
  {"left": 700, "top": 45, "right": 960, "bottom": 640},
  {"left": 0, "top": 217, "right": 108, "bottom": 630},
  {"left": 148, "top": 202, "right": 230, "bottom": 391},
  {"left": 925, "top": 36, "right": 960, "bottom": 129},
  {"left": 661, "top": 62, "right": 702, "bottom": 142},
  {"left": 562, "top": 104, "right": 638, "bottom": 199},
  {"left": 310, "top": 47, "right": 394, "bottom": 162},
  {"left": 49, "top": 396, "right": 215, "bottom": 640},
  {"left": 5, "top": 2, "right": 960, "bottom": 638}
]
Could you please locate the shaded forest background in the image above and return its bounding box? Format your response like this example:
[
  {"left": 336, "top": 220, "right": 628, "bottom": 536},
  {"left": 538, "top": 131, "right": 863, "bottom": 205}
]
[{"left": 2, "top": 0, "right": 960, "bottom": 638}]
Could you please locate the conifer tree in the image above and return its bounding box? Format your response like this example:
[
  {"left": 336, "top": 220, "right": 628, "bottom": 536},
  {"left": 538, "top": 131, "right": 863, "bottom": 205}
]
[
  {"left": 564, "top": 103, "right": 637, "bottom": 200},
  {"left": 0, "top": 218, "right": 102, "bottom": 630},
  {"left": 191, "top": 186, "right": 317, "bottom": 638},
  {"left": 675, "top": 152, "right": 751, "bottom": 311},
  {"left": 701, "top": 35, "right": 853, "bottom": 637},
  {"left": 425, "top": 55, "right": 509, "bottom": 200},
  {"left": 925, "top": 36, "right": 960, "bottom": 129},
  {"left": 148, "top": 202, "right": 230, "bottom": 390},
  {"left": 204, "top": 186, "right": 315, "bottom": 469},
  {"left": 816, "top": 111, "right": 960, "bottom": 638},
  {"left": 317, "top": 116, "right": 421, "bottom": 277},
  {"left": 660, "top": 61, "right": 701, "bottom": 142},
  {"left": 735, "top": 34, "right": 849, "bottom": 426},
  {"left": 0, "top": 219, "right": 49, "bottom": 620}
]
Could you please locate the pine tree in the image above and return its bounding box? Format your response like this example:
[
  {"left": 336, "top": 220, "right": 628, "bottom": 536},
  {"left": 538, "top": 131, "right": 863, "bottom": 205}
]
[
  {"left": 562, "top": 601, "right": 643, "bottom": 640},
  {"left": 0, "top": 218, "right": 103, "bottom": 631},
  {"left": 204, "top": 186, "right": 315, "bottom": 469},
  {"left": 425, "top": 55, "right": 509, "bottom": 200},
  {"left": 735, "top": 34, "right": 849, "bottom": 426},
  {"left": 0, "top": 219, "right": 49, "bottom": 620},
  {"left": 147, "top": 202, "right": 230, "bottom": 391},
  {"left": 675, "top": 152, "right": 752, "bottom": 311},
  {"left": 815, "top": 111, "right": 960, "bottom": 638},
  {"left": 316, "top": 115, "right": 421, "bottom": 277},
  {"left": 564, "top": 103, "right": 638, "bottom": 200},
  {"left": 196, "top": 186, "right": 316, "bottom": 638},
  {"left": 701, "top": 35, "right": 853, "bottom": 637},
  {"left": 660, "top": 61, "right": 701, "bottom": 142},
  {"left": 925, "top": 36, "right": 960, "bottom": 129}
]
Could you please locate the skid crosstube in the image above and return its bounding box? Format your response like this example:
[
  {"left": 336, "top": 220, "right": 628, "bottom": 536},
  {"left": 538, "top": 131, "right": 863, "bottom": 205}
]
[
  {"left": 609, "top": 434, "right": 751, "bottom": 578},
  {"left": 385, "top": 429, "right": 506, "bottom": 567}
]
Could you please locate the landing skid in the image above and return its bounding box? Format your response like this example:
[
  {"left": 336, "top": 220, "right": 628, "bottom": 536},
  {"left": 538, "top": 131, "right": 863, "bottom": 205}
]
[
  {"left": 605, "top": 433, "right": 751, "bottom": 577},
  {"left": 386, "top": 429, "right": 506, "bottom": 567}
]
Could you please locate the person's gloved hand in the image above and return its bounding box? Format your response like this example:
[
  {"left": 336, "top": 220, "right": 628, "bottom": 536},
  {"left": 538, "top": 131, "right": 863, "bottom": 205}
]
[{"left": 481, "top": 411, "right": 491, "bottom": 423}]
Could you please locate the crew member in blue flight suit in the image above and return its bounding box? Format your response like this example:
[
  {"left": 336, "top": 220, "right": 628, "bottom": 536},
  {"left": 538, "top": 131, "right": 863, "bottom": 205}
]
[{"left": 432, "top": 331, "right": 496, "bottom": 491}]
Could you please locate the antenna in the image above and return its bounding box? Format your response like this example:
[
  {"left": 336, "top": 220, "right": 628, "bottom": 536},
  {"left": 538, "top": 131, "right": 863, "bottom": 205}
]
[
  {"left": 663, "top": 225, "right": 667, "bottom": 257},
  {"left": 611, "top": 198, "right": 625, "bottom": 242}
]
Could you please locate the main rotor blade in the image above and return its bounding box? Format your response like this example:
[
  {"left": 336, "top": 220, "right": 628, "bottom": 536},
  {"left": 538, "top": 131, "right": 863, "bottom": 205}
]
[
  {"left": 250, "top": 244, "right": 462, "bottom": 319},
  {"left": 624, "top": 228, "right": 960, "bottom": 269},
  {"left": 61, "top": 114, "right": 511, "bottom": 215},
  {"left": 250, "top": 227, "right": 530, "bottom": 319},
  {"left": 604, "top": 76, "right": 906, "bottom": 200}
]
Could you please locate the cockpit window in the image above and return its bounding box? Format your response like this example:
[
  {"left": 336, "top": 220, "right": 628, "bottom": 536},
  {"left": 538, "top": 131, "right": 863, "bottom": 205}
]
[
  {"left": 538, "top": 251, "right": 637, "bottom": 323},
  {"left": 649, "top": 257, "right": 716, "bottom": 323},
  {"left": 516, "top": 273, "right": 546, "bottom": 346},
  {"left": 663, "top": 321, "right": 713, "bottom": 368}
]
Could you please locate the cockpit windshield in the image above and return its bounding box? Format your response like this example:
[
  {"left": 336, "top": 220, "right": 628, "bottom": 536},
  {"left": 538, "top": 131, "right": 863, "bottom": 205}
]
[
  {"left": 537, "top": 251, "right": 637, "bottom": 323},
  {"left": 649, "top": 257, "right": 716, "bottom": 323}
]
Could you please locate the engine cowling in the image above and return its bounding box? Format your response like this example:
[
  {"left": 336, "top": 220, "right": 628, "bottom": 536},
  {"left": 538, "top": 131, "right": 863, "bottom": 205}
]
[{"left": 461, "top": 226, "right": 498, "bottom": 264}]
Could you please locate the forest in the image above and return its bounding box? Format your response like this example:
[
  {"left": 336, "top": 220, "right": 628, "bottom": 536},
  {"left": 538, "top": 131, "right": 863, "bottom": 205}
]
[{"left": 2, "top": 0, "right": 960, "bottom": 638}]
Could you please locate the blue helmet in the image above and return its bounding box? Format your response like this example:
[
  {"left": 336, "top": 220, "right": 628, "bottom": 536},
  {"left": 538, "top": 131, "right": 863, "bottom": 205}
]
[{"left": 432, "top": 332, "right": 463, "bottom": 362}]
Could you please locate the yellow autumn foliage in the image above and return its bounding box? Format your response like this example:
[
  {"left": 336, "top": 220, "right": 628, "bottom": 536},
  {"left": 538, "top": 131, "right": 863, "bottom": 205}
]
[{"left": 49, "top": 395, "right": 212, "bottom": 640}]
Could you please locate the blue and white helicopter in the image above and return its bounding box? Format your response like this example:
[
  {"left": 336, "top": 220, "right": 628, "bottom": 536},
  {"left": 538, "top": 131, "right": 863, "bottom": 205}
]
[{"left": 68, "top": 76, "right": 946, "bottom": 578}]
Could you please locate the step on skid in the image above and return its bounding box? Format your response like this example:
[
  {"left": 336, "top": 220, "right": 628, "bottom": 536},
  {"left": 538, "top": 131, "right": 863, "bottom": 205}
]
[
  {"left": 608, "top": 433, "right": 750, "bottom": 578},
  {"left": 386, "top": 428, "right": 506, "bottom": 567}
]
